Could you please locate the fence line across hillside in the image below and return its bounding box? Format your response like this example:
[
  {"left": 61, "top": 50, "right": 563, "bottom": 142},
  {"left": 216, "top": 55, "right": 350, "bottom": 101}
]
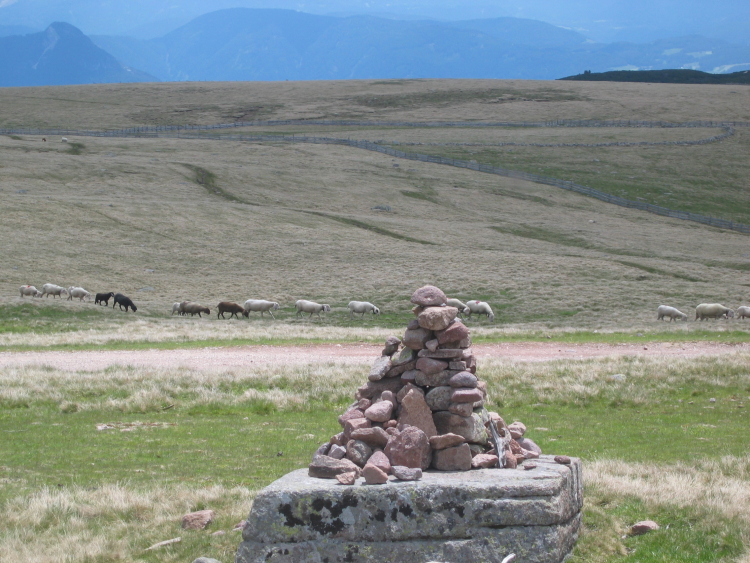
[{"left": 3, "top": 121, "right": 749, "bottom": 234}]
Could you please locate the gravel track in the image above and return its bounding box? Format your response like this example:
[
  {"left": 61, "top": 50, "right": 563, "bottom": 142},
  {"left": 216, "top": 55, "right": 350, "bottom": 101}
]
[{"left": 0, "top": 341, "right": 747, "bottom": 372}]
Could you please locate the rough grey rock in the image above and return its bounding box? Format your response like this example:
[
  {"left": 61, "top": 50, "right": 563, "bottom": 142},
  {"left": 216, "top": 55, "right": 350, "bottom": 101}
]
[
  {"left": 368, "top": 356, "right": 392, "bottom": 381},
  {"left": 238, "top": 456, "right": 583, "bottom": 563},
  {"left": 425, "top": 386, "right": 453, "bottom": 411},
  {"left": 433, "top": 411, "right": 488, "bottom": 445}
]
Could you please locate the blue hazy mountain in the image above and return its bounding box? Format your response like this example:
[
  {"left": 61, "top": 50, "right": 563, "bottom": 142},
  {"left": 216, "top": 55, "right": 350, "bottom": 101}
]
[
  {"left": 0, "top": 22, "right": 156, "bottom": 87},
  {"left": 89, "top": 9, "right": 750, "bottom": 81},
  {"left": 1, "top": 0, "right": 748, "bottom": 44}
]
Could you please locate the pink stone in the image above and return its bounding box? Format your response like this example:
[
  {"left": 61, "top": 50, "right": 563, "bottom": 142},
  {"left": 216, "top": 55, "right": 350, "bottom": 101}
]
[
  {"left": 182, "top": 509, "right": 215, "bottom": 530},
  {"left": 391, "top": 466, "right": 422, "bottom": 481},
  {"left": 335, "top": 471, "right": 358, "bottom": 485},
  {"left": 411, "top": 285, "right": 448, "bottom": 307},
  {"left": 429, "top": 433, "right": 466, "bottom": 450},
  {"left": 365, "top": 401, "right": 394, "bottom": 422},
  {"left": 471, "top": 454, "right": 499, "bottom": 469},
  {"left": 384, "top": 426, "right": 432, "bottom": 469},
  {"left": 403, "top": 327, "right": 433, "bottom": 350},
  {"left": 383, "top": 419, "right": 398, "bottom": 429},
  {"left": 398, "top": 389, "right": 438, "bottom": 437},
  {"left": 451, "top": 388, "right": 484, "bottom": 403},
  {"left": 396, "top": 383, "right": 423, "bottom": 403},
  {"left": 380, "top": 390, "right": 397, "bottom": 407},
  {"left": 343, "top": 417, "right": 371, "bottom": 439},
  {"left": 362, "top": 463, "right": 389, "bottom": 485},
  {"left": 382, "top": 336, "right": 401, "bottom": 356},
  {"left": 448, "top": 402, "right": 474, "bottom": 416},
  {"left": 350, "top": 427, "right": 390, "bottom": 449},
  {"left": 449, "top": 371, "right": 478, "bottom": 388},
  {"left": 425, "top": 339, "right": 439, "bottom": 352},
  {"left": 415, "top": 357, "right": 448, "bottom": 375},
  {"left": 367, "top": 450, "right": 392, "bottom": 475},
  {"left": 386, "top": 360, "right": 416, "bottom": 378},
  {"left": 357, "top": 399, "right": 372, "bottom": 411},
  {"left": 309, "top": 456, "right": 361, "bottom": 479},
  {"left": 417, "top": 306, "right": 458, "bottom": 331},
  {"left": 431, "top": 443, "right": 472, "bottom": 471},
  {"left": 417, "top": 348, "right": 464, "bottom": 359},
  {"left": 436, "top": 321, "right": 470, "bottom": 345},
  {"left": 338, "top": 408, "right": 365, "bottom": 426},
  {"left": 508, "top": 421, "right": 527, "bottom": 439}
]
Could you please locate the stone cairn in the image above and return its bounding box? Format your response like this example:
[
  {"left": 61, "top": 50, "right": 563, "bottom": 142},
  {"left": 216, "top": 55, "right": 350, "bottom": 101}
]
[{"left": 309, "top": 285, "right": 545, "bottom": 485}]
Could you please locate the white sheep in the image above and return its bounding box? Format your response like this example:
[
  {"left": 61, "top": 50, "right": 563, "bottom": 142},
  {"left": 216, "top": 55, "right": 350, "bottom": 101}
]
[
  {"left": 656, "top": 305, "right": 688, "bottom": 322},
  {"left": 465, "top": 300, "right": 495, "bottom": 322},
  {"left": 19, "top": 285, "right": 42, "bottom": 298},
  {"left": 295, "top": 299, "right": 331, "bottom": 318},
  {"left": 67, "top": 287, "right": 91, "bottom": 301},
  {"left": 347, "top": 301, "right": 381, "bottom": 317},
  {"left": 171, "top": 302, "right": 182, "bottom": 315},
  {"left": 41, "top": 283, "right": 68, "bottom": 298},
  {"left": 446, "top": 298, "right": 470, "bottom": 317},
  {"left": 243, "top": 299, "right": 281, "bottom": 319},
  {"left": 695, "top": 303, "right": 734, "bottom": 321},
  {"left": 735, "top": 306, "right": 750, "bottom": 319},
  {"left": 61, "top": 137, "right": 68, "bottom": 143}
]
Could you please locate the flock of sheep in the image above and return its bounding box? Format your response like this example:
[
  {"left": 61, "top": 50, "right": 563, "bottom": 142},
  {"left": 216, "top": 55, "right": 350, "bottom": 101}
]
[
  {"left": 657, "top": 303, "right": 750, "bottom": 321},
  {"left": 18, "top": 285, "right": 496, "bottom": 322},
  {"left": 171, "top": 297, "right": 496, "bottom": 321},
  {"left": 20, "top": 284, "right": 749, "bottom": 323}
]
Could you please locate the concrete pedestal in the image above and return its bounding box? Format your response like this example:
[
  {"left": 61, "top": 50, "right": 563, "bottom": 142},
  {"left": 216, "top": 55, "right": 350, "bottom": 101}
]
[{"left": 236, "top": 455, "right": 582, "bottom": 563}]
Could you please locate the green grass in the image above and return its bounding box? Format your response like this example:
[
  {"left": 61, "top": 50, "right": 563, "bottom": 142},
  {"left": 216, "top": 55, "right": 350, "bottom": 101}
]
[
  {"left": 2, "top": 353, "right": 749, "bottom": 562},
  {"left": 402, "top": 130, "right": 750, "bottom": 225}
]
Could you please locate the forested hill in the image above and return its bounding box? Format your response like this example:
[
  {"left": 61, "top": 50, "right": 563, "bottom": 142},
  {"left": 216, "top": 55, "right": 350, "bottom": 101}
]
[{"left": 560, "top": 69, "right": 750, "bottom": 84}]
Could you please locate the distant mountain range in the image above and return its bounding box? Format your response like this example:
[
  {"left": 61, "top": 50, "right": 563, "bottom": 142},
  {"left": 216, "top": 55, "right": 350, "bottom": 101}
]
[
  {"left": 1, "top": 9, "right": 750, "bottom": 87},
  {"left": 0, "top": 22, "right": 156, "bottom": 87}
]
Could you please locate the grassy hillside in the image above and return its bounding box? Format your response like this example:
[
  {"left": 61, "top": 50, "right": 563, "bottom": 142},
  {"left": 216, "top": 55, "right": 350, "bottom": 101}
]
[{"left": 1, "top": 79, "right": 749, "bottom": 331}]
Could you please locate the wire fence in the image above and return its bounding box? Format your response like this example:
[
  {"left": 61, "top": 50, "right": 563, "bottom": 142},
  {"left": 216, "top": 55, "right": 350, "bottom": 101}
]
[{"left": 3, "top": 119, "right": 748, "bottom": 234}]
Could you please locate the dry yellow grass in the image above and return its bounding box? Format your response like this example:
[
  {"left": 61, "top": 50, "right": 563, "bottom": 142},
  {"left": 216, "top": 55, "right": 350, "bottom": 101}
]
[
  {"left": 1, "top": 79, "right": 748, "bottom": 329},
  {"left": 0, "top": 483, "right": 254, "bottom": 563}
]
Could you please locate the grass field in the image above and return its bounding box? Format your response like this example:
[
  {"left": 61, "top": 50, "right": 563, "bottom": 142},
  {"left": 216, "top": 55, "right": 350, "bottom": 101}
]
[{"left": 1, "top": 78, "right": 750, "bottom": 562}]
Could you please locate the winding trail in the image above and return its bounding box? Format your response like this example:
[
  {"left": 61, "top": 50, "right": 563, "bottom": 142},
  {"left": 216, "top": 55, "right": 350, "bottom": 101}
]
[{"left": 0, "top": 341, "right": 747, "bottom": 372}]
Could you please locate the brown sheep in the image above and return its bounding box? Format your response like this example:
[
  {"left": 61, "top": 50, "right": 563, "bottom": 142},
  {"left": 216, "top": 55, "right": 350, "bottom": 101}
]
[
  {"left": 217, "top": 301, "right": 245, "bottom": 319},
  {"left": 181, "top": 302, "right": 210, "bottom": 317}
]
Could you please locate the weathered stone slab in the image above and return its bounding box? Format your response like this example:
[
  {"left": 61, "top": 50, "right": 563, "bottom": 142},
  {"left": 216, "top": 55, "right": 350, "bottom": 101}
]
[{"left": 237, "top": 456, "right": 583, "bottom": 563}]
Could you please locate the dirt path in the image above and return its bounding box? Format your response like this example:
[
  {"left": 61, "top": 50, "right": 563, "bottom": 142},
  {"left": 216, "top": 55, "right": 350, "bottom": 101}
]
[{"left": 0, "top": 341, "right": 747, "bottom": 372}]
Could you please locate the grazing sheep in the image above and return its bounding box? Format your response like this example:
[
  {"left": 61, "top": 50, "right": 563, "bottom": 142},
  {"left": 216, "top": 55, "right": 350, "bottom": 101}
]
[
  {"left": 695, "top": 303, "right": 734, "bottom": 321},
  {"left": 295, "top": 299, "right": 331, "bottom": 318},
  {"left": 181, "top": 302, "right": 210, "bottom": 317},
  {"left": 735, "top": 306, "right": 750, "bottom": 319},
  {"left": 347, "top": 301, "right": 381, "bottom": 317},
  {"left": 95, "top": 292, "right": 114, "bottom": 306},
  {"left": 19, "top": 285, "right": 42, "bottom": 298},
  {"left": 446, "top": 298, "right": 470, "bottom": 317},
  {"left": 61, "top": 137, "right": 68, "bottom": 143},
  {"left": 656, "top": 305, "right": 688, "bottom": 322},
  {"left": 171, "top": 302, "right": 182, "bottom": 315},
  {"left": 41, "top": 283, "right": 68, "bottom": 299},
  {"left": 465, "top": 300, "right": 495, "bottom": 322},
  {"left": 67, "top": 287, "right": 91, "bottom": 301},
  {"left": 217, "top": 301, "right": 245, "bottom": 319},
  {"left": 113, "top": 293, "right": 137, "bottom": 312},
  {"left": 243, "top": 299, "right": 281, "bottom": 319}
]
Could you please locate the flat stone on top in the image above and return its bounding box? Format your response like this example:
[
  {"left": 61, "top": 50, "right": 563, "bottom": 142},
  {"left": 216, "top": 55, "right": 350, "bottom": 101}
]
[{"left": 411, "top": 285, "right": 447, "bottom": 307}]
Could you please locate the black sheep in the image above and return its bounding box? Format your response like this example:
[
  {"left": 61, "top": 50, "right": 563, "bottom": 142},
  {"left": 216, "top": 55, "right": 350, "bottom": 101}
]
[
  {"left": 95, "top": 292, "right": 115, "bottom": 306},
  {"left": 113, "top": 293, "right": 137, "bottom": 312}
]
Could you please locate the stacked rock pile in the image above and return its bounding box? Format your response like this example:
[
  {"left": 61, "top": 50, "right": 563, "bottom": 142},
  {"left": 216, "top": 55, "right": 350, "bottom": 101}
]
[{"left": 309, "top": 285, "right": 543, "bottom": 485}]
